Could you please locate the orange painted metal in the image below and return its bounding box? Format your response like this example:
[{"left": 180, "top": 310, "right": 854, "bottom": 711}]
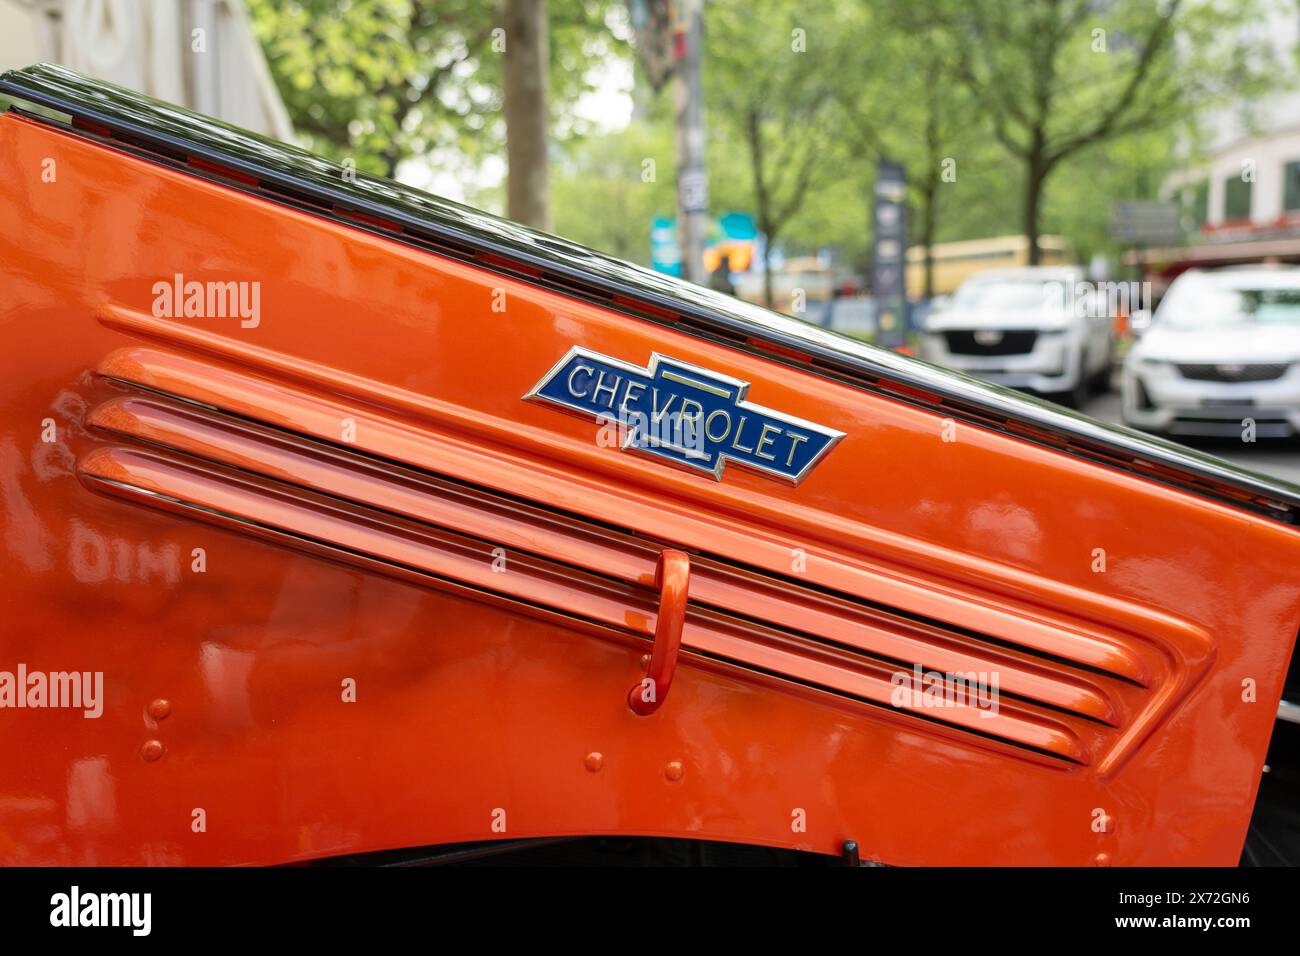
[{"left": 2, "top": 109, "right": 1300, "bottom": 866}]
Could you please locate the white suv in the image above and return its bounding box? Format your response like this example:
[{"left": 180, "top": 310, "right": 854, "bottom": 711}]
[
  {"left": 920, "top": 267, "right": 1113, "bottom": 407},
  {"left": 1122, "top": 268, "right": 1300, "bottom": 438}
]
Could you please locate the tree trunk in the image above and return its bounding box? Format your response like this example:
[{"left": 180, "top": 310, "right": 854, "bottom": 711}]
[
  {"left": 921, "top": 182, "right": 937, "bottom": 300},
  {"left": 1024, "top": 152, "right": 1045, "bottom": 267},
  {"left": 921, "top": 74, "right": 941, "bottom": 299},
  {"left": 503, "top": 0, "right": 551, "bottom": 230}
]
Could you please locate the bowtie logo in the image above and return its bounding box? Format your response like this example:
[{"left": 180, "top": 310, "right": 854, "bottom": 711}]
[{"left": 526, "top": 347, "right": 844, "bottom": 484}]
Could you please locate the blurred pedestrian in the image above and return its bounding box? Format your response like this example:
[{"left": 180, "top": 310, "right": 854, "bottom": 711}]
[{"left": 708, "top": 253, "right": 736, "bottom": 296}]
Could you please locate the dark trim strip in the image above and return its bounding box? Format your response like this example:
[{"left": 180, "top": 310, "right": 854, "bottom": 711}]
[{"left": 6, "top": 62, "right": 1300, "bottom": 523}]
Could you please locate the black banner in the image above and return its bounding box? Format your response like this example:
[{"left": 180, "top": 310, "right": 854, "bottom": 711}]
[{"left": 0, "top": 865, "right": 1284, "bottom": 940}]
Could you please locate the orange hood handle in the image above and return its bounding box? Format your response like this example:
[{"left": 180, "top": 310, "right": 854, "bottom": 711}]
[{"left": 628, "top": 550, "right": 691, "bottom": 716}]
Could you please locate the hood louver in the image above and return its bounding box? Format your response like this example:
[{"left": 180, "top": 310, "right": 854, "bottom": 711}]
[{"left": 79, "top": 341, "right": 1215, "bottom": 773}]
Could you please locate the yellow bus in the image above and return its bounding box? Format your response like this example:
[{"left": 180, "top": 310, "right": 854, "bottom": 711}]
[{"left": 906, "top": 235, "right": 1075, "bottom": 298}]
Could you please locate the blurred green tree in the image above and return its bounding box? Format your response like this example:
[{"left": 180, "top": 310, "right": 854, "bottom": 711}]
[
  {"left": 247, "top": 0, "right": 617, "bottom": 180},
  {"left": 703, "top": 0, "right": 855, "bottom": 307},
  {"left": 551, "top": 119, "right": 676, "bottom": 261},
  {"left": 834, "top": 1, "right": 991, "bottom": 299},
  {"left": 899, "top": 0, "right": 1287, "bottom": 264}
]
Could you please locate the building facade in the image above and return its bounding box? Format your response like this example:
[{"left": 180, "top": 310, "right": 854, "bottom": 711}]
[
  {"left": 0, "top": 0, "right": 291, "bottom": 140},
  {"left": 1135, "top": 6, "right": 1300, "bottom": 276}
]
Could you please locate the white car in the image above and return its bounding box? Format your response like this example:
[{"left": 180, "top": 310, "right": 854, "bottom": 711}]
[
  {"left": 920, "top": 267, "right": 1113, "bottom": 407},
  {"left": 1122, "top": 268, "right": 1300, "bottom": 438}
]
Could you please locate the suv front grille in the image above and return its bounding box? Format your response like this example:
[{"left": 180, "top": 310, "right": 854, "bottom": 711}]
[
  {"left": 944, "top": 330, "right": 1038, "bottom": 356},
  {"left": 1176, "top": 362, "right": 1289, "bottom": 383}
]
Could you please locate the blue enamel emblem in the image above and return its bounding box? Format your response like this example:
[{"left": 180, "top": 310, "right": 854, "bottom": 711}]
[{"left": 525, "top": 347, "right": 844, "bottom": 484}]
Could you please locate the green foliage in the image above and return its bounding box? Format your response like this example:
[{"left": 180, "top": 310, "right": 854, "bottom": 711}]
[
  {"left": 703, "top": 1, "right": 851, "bottom": 237},
  {"left": 547, "top": 107, "right": 866, "bottom": 269},
  {"left": 1045, "top": 127, "right": 1178, "bottom": 263},
  {"left": 244, "top": 0, "right": 1298, "bottom": 279},
  {"left": 246, "top": 0, "right": 488, "bottom": 176},
  {"left": 551, "top": 119, "right": 676, "bottom": 262},
  {"left": 247, "top": 0, "right": 616, "bottom": 177},
  {"left": 927, "top": 0, "right": 1284, "bottom": 162},
  {"left": 890, "top": 0, "right": 1291, "bottom": 262}
]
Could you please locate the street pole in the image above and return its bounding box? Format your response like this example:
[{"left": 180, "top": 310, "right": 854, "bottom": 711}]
[{"left": 673, "top": 0, "right": 707, "bottom": 285}]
